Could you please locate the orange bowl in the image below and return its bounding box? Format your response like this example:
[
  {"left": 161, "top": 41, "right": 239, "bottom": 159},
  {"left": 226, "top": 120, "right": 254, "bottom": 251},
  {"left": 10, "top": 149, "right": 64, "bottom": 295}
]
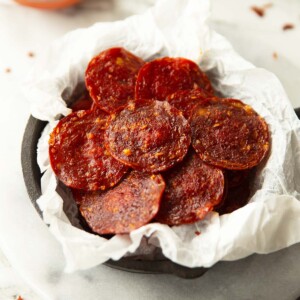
[{"left": 14, "top": 0, "right": 80, "bottom": 9}]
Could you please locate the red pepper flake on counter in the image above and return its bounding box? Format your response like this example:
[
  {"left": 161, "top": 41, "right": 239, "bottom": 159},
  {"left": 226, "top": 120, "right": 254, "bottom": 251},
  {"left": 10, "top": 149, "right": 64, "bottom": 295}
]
[
  {"left": 251, "top": 3, "right": 273, "bottom": 17},
  {"left": 282, "top": 23, "right": 294, "bottom": 31},
  {"left": 28, "top": 51, "right": 35, "bottom": 58},
  {"left": 16, "top": 296, "right": 24, "bottom": 300},
  {"left": 195, "top": 231, "right": 201, "bottom": 236}
]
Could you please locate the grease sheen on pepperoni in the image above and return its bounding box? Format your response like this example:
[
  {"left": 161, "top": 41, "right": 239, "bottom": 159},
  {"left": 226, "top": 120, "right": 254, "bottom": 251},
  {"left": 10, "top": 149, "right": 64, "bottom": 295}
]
[
  {"left": 135, "top": 57, "right": 214, "bottom": 101},
  {"left": 105, "top": 100, "right": 191, "bottom": 173},
  {"left": 49, "top": 109, "right": 128, "bottom": 191},
  {"left": 155, "top": 150, "right": 225, "bottom": 225},
  {"left": 85, "top": 47, "right": 144, "bottom": 112},
  {"left": 190, "top": 98, "right": 270, "bottom": 170},
  {"left": 79, "top": 171, "right": 165, "bottom": 234},
  {"left": 166, "top": 88, "right": 211, "bottom": 119}
]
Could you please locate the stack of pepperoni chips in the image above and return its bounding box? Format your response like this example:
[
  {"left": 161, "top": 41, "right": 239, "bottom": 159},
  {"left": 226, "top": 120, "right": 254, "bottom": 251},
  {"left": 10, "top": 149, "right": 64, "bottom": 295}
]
[{"left": 49, "top": 47, "right": 270, "bottom": 235}]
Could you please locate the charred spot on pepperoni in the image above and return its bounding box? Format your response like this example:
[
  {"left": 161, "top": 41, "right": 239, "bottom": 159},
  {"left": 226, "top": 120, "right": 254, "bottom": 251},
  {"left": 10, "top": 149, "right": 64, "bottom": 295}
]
[
  {"left": 105, "top": 100, "right": 191, "bottom": 173},
  {"left": 79, "top": 171, "right": 165, "bottom": 234},
  {"left": 135, "top": 57, "right": 214, "bottom": 101},
  {"left": 190, "top": 98, "right": 270, "bottom": 170},
  {"left": 85, "top": 47, "right": 145, "bottom": 113},
  {"left": 166, "top": 88, "right": 211, "bottom": 119},
  {"left": 49, "top": 109, "right": 129, "bottom": 191},
  {"left": 155, "top": 150, "right": 225, "bottom": 225}
]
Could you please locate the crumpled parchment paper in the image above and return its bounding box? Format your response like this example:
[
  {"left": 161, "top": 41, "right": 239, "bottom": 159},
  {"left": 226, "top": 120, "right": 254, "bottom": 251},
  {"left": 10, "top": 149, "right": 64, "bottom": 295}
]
[{"left": 24, "top": 0, "right": 300, "bottom": 272}]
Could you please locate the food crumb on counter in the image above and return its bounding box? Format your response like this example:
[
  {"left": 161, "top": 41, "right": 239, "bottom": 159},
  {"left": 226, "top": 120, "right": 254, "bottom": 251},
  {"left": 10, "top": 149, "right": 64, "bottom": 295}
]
[
  {"left": 5, "top": 67, "right": 11, "bottom": 73},
  {"left": 28, "top": 51, "right": 35, "bottom": 58},
  {"left": 282, "top": 23, "right": 294, "bottom": 31},
  {"left": 273, "top": 52, "right": 278, "bottom": 60},
  {"left": 251, "top": 6, "right": 264, "bottom": 17},
  {"left": 195, "top": 231, "right": 201, "bottom": 236},
  {"left": 16, "top": 296, "right": 24, "bottom": 300},
  {"left": 250, "top": 3, "right": 273, "bottom": 17}
]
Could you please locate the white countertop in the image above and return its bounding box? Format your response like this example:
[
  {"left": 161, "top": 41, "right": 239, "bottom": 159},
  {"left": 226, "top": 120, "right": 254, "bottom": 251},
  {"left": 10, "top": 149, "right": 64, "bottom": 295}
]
[{"left": 0, "top": 0, "right": 299, "bottom": 299}]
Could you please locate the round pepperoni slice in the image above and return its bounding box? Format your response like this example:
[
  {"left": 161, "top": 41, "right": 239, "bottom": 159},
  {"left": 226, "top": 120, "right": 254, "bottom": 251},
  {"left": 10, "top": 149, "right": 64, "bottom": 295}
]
[
  {"left": 166, "top": 88, "right": 211, "bottom": 119},
  {"left": 190, "top": 98, "right": 270, "bottom": 170},
  {"left": 135, "top": 57, "right": 214, "bottom": 101},
  {"left": 49, "top": 109, "right": 129, "bottom": 191},
  {"left": 105, "top": 100, "right": 191, "bottom": 173},
  {"left": 85, "top": 47, "right": 144, "bottom": 112},
  {"left": 79, "top": 171, "right": 165, "bottom": 234},
  {"left": 155, "top": 150, "right": 225, "bottom": 225}
]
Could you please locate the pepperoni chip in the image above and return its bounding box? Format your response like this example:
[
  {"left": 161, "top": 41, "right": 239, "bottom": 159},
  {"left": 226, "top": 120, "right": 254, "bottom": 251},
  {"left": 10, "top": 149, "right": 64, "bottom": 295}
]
[
  {"left": 155, "top": 150, "right": 225, "bottom": 225},
  {"left": 190, "top": 98, "right": 270, "bottom": 170},
  {"left": 85, "top": 47, "right": 144, "bottom": 112},
  {"left": 70, "top": 90, "right": 93, "bottom": 112},
  {"left": 166, "top": 88, "right": 211, "bottom": 119},
  {"left": 49, "top": 109, "right": 128, "bottom": 191},
  {"left": 135, "top": 57, "right": 214, "bottom": 101},
  {"left": 105, "top": 100, "right": 191, "bottom": 173},
  {"left": 216, "top": 182, "right": 250, "bottom": 215},
  {"left": 79, "top": 171, "right": 165, "bottom": 234}
]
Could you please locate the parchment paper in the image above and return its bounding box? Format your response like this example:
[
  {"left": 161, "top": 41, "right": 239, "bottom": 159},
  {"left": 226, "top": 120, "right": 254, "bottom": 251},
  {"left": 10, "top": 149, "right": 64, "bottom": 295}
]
[{"left": 24, "top": 0, "right": 300, "bottom": 272}]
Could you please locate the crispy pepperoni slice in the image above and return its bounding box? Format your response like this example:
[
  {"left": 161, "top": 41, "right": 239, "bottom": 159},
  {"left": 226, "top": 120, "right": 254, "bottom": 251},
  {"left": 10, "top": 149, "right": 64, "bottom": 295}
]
[
  {"left": 135, "top": 57, "right": 214, "bottom": 101},
  {"left": 85, "top": 47, "right": 144, "bottom": 112},
  {"left": 190, "top": 98, "right": 270, "bottom": 170},
  {"left": 70, "top": 90, "right": 93, "bottom": 112},
  {"left": 166, "top": 88, "right": 211, "bottom": 119},
  {"left": 105, "top": 100, "right": 191, "bottom": 173},
  {"left": 79, "top": 171, "right": 165, "bottom": 234},
  {"left": 49, "top": 109, "right": 128, "bottom": 191},
  {"left": 216, "top": 182, "right": 250, "bottom": 215},
  {"left": 155, "top": 150, "right": 225, "bottom": 225}
]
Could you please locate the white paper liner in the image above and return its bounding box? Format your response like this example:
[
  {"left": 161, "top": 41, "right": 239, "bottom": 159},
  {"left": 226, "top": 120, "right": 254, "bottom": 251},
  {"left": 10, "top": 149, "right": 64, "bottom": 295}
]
[{"left": 24, "top": 0, "right": 300, "bottom": 272}]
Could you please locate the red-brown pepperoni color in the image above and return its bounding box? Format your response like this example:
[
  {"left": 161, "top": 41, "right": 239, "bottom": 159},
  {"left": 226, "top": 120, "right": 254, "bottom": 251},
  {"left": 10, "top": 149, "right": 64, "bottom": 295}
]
[
  {"left": 166, "top": 88, "right": 211, "bottom": 119},
  {"left": 190, "top": 98, "right": 270, "bottom": 170},
  {"left": 105, "top": 100, "right": 191, "bottom": 173},
  {"left": 155, "top": 150, "right": 225, "bottom": 225},
  {"left": 70, "top": 90, "right": 93, "bottom": 112},
  {"left": 49, "top": 109, "right": 129, "bottom": 191},
  {"left": 79, "top": 171, "right": 165, "bottom": 234},
  {"left": 85, "top": 47, "right": 145, "bottom": 112},
  {"left": 135, "top": 57, "right": 214, "bottom": 101}
]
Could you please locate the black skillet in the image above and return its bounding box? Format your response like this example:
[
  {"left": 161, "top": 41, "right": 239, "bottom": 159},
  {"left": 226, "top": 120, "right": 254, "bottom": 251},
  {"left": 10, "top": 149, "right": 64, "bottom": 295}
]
[{"left": 21, "top": 101, "right": 300, "bottom": 279}]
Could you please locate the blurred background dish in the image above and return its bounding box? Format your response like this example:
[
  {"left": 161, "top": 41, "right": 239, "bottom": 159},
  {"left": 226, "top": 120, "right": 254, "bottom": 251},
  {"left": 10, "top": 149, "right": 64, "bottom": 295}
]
[{"left": 14, "top": 0, "right": 80, "bottom": 9}]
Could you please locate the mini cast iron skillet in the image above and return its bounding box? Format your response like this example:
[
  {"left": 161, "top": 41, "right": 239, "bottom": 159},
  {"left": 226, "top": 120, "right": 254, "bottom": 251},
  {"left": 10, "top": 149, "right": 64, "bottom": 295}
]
[{"left": 21, "top": 104, "right": 300, "bottom": 279}]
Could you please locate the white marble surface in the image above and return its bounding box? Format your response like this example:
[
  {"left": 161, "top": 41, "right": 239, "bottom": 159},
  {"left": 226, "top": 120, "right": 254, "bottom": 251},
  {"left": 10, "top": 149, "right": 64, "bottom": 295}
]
[{"left": 0, "top": 0, "right": 299, "bottom": 299}]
